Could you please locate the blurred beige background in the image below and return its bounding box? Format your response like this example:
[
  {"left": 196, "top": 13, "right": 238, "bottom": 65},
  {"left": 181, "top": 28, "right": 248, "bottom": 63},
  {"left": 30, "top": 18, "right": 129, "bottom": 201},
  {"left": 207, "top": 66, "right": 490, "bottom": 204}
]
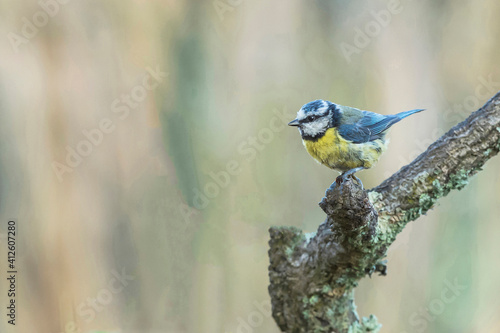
[{"left": 0, "top": 0, "right": 499, "bottom": 332}]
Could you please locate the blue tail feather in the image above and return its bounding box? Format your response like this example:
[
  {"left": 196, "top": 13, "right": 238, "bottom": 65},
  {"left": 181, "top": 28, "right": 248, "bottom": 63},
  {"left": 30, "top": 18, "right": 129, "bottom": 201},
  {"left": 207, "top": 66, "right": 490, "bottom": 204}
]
[{"left": 396, "top": 109, "right": 425, "bottom": 120}]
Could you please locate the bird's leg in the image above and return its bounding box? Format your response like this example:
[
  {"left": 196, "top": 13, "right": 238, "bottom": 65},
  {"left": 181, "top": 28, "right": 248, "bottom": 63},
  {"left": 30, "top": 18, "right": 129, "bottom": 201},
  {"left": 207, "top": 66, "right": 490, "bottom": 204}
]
[{"left": 341, "top": 167, "right": 365, "bottom": 189}]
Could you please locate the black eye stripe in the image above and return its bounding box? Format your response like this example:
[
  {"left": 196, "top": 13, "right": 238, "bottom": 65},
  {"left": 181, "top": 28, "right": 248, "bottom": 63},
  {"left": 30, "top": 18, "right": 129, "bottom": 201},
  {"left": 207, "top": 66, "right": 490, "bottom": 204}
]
[{"left": 302, "top": 114, "right": 323, "bottom": 123}]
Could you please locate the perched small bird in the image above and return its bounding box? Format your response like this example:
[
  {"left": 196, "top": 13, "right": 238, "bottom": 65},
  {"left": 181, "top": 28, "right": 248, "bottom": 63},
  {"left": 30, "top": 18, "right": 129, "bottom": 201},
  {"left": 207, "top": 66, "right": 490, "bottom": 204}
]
[{"left": 288, "top": 100, "right": 424, "bottom": 188}]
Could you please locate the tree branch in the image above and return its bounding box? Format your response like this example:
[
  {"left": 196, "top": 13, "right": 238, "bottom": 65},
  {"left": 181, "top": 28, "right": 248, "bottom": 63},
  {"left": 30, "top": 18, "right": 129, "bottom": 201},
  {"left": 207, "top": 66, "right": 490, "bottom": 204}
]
[{"left": 268, "top": 92, "right": 500, "bottom": 332}]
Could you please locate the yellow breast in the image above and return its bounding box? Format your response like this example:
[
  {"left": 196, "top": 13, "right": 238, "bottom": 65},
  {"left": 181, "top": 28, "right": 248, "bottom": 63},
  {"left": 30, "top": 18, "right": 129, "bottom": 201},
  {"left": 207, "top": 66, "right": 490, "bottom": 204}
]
[{"left": 302, "top": 128, "right": 387, "bottom": 172}]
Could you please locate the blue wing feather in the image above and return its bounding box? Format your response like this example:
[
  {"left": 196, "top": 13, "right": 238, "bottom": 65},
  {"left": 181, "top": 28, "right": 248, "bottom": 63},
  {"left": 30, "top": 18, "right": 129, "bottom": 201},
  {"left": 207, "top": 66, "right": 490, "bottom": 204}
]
[{"left": 338, "top": 109, "right": 424, "bottom": 143}]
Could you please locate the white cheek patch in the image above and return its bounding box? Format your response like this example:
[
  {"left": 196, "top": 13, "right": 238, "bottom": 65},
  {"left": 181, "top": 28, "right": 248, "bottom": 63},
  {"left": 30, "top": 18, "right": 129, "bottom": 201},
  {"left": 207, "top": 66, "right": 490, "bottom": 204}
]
[{"left": 301, "top": 117, "right": 330, "bottom": 136}]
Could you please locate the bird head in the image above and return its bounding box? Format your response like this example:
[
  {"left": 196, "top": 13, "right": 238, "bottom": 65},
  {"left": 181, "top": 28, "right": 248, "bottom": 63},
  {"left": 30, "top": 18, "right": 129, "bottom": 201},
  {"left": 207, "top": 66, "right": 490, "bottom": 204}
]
[{"left": 288, "top": 100, "right": 338, "bottom": 139}]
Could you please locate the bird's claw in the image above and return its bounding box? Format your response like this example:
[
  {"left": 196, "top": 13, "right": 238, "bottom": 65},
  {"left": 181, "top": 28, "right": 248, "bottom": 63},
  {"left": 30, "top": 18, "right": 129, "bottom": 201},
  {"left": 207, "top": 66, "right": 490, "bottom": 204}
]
[
  {"left": 351, "top": 175, "right": 364, "bottom": 190},
  {"left": 335, "top": 174, "right": 346, "bottom": 194},
  {"left": 335, "top": 172, "right": 364, "bottom": 193}
]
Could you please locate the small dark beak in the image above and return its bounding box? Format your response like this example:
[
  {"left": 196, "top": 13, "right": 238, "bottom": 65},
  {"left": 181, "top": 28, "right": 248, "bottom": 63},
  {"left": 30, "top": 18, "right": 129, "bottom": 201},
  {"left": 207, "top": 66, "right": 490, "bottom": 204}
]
[{"left": 288, "top": 119, "right": 300, "bottom": 127}]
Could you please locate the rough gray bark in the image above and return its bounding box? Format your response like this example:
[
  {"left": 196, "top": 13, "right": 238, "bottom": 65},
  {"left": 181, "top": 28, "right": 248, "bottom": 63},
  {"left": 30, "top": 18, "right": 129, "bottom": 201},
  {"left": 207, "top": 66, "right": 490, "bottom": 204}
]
[{"left": 268, "top": 92, "right": 500, "bottom": 333}]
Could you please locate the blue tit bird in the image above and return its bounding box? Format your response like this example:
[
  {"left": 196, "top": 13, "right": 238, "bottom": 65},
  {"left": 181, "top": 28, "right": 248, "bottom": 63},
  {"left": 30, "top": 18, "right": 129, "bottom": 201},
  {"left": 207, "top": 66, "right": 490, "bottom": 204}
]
[{"left": 288, "top": 100, "right": 424, "bottom": 188}]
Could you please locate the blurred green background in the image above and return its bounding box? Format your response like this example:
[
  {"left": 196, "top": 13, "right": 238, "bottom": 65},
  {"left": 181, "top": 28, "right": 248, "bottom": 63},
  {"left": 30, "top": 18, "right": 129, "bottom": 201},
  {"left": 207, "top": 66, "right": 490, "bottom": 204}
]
[{"left": 0, "top": 0, "right": 499, "bottom": 332}]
